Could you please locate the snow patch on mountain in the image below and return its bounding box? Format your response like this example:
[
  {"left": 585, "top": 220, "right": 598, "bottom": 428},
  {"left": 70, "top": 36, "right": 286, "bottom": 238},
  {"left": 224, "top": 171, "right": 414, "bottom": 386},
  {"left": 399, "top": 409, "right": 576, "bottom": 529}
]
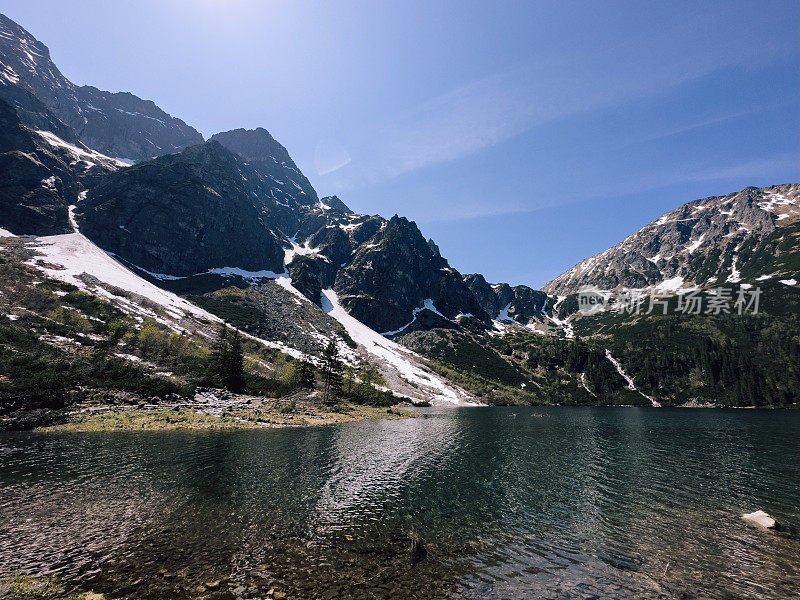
[
  {"left": 580, "top": 372, "right": 596, "bottom": 398},
  {"left": 35, "top": 130, "right": 128, "bottom": 168},
  {"left": 685, "top": 234, "right": 706, "bottom": 254},
  {"left": 321, "top": 290, "right": 475, "bottom": 405},
  {"left": 726, "top": 256, "right": 741, "bottom": 283},
  {"left": 18, "top": 208, "right": 314, "bottom": 361},
  {"left": 284, "top": 235, "right": 323, "bottom": 265},
  {"left": 656, "top": 276, "right": 685, "bottom": 292},
  {"left": 338, "top": 221, "right": 362, "bottom": 233},
  {"left": 546, "top": 297, "right": 575, "bottom": 338},
  {"left": 28, "top": 209, "right": 215, "bottom": 323},
  {"left": 1, "top": 64, "right": 19, "bottom": 83},
  {"left": 381, "top": 299, "right": 448, "bottom": 336},
  {"left": 605, "top": 349, "right": 660, "bottom": 407},
  {"left": 496, "top": 302, "right": 513, "bottom": 323}
]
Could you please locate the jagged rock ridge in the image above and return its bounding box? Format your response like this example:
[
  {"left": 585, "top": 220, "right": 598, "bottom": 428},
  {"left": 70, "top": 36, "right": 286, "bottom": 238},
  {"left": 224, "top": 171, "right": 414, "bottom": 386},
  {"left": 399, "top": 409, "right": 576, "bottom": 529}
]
[
  {"left": 334, "top": 215, "right": 490, "bottom": 332},
  {"left": 76, "top": 141, "right": 287, "bottom": 276},
  {"left": 545, "top": 184, "right": 800, "bottom": 295},
  {"left": 0, "top": 98, "right": 121, "bottom": 235},
  {"left": 0, "top": 13, "right": 203, "bottom": 161},
  {"left": 464, "top": 273, "right": 548, "bottom": 325},
  {"left": 210, "top": 128, "right": 318, "bottom": 206}
]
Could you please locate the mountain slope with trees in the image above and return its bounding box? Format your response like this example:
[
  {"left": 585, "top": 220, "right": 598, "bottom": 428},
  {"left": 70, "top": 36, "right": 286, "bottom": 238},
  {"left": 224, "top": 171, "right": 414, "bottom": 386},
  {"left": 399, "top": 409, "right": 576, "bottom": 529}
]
[{"left": 0, "top": 11, "right": 797, "bottom": 416}]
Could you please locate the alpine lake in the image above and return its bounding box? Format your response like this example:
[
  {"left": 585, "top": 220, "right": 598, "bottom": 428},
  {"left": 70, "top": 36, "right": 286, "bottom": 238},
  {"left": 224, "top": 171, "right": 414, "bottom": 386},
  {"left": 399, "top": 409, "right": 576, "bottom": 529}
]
[{"left": 1, "top": 406, "right": 798, "bottom": 600}]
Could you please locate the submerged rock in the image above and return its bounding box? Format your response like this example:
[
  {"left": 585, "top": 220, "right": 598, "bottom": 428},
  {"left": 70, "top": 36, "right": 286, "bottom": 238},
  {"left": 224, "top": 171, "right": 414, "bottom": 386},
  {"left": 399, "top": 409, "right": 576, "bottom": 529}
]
[{"left": 409, "top": 531, "right": 427, "bottom": 565}]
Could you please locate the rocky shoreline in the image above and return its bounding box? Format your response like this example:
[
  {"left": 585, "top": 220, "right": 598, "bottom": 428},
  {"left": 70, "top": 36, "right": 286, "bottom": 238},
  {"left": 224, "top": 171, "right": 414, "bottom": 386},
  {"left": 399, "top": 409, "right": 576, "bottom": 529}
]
[{"left": 1, "top": 388, "right": 417, "bottom": 432}]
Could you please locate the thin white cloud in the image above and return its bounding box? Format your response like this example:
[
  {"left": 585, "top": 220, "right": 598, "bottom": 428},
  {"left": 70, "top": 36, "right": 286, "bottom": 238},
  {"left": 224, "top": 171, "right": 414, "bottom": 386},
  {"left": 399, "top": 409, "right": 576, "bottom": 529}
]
[
  {"left": 321, "top": 26, "right": 793, "bottom": 192},
  {"left": 314, "top": 138, "right": 351, "bottom": 175},
  {"left": 418, "top": 152, "right": 799, "bottom": 223},
  {"left": 678, "top": 153, "right": 799, "bottom": 184}
]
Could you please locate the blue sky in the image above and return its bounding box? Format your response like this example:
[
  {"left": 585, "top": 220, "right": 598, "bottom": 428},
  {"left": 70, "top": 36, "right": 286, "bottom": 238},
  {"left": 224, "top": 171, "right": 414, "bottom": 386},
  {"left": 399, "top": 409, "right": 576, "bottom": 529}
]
[{"left": 5, "top": 0, "right": 798, "bottom": 287}]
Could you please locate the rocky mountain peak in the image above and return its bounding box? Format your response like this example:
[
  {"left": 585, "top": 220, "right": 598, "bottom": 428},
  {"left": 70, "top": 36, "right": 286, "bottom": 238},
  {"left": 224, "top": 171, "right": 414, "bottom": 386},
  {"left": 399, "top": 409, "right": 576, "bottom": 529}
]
[
  {"left": 382, "top": 215, "right": 440, "bottom": 257},
  {"left": 0, "top": 13, "right": 203, "bottom": 161},
  {"left": 210, "top": 127, "right": 289, "bottom": 163},
  {"left": 210, "top": 127, "right": 318, "bottom": 205},
  {"left": 333, "top": 214, "right": 489, "bottom": 332},
  {"left": 463, "top": 274, "right": 547, "bottom": 325},
  {"left": 544, "top": 183, "right": 800, "bottom": 295},
  {"left": 76, "top": 140, "right": 285, "bottom": 277},
  {"left": 318, "top": 195, "right": 352, "bottom": 214}
]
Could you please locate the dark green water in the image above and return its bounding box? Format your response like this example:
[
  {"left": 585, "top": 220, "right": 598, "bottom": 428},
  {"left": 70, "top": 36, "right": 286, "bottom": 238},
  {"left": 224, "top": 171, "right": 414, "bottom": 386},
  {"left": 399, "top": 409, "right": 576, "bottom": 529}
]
[{"left": 1, "top": 407, "right": 799, "bottom": 600}]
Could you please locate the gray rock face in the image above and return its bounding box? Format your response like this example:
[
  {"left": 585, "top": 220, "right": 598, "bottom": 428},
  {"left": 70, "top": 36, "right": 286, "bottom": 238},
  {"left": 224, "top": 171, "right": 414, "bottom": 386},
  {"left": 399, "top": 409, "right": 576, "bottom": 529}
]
[
  {"left": 0, "top": 13, "right": 203, "bottom": 162},
  {"left": 464, "top": 274, "right": 548, "bottom": 324},
  {"left": 0, "top": 99, "right": 73, "bottom": 235},
  {"left": 72, "top": 87, "right": 203, "bottom": 161},
  {"left": 506, "top": 285, "right": 549, "bottom": 323},
  {"left": 287, "top": 256, "right": 324, "bottom": 305},
  {"left": 0, "top": 98, "right": 118, "bottom": 235},
  {"left": 76, "top": 141, "right": 286, "bottom": 276},
  {"left": 544, "top": 184, "right": 800, "bottom": 294},
  {"left": 334, "top": 215, "right": 489, "bottom": 332},
  {"left": 210, "top": 128, "right": 318, "bottom": 205},
  {"left": 0, "top": 83, "right": 77, "bottom": 143},
  {"left": 464, "top": 274, "right": 504, "bottom": 316},
  {"left": 309, "top": 226, "right": 352, "bottom": 267}
]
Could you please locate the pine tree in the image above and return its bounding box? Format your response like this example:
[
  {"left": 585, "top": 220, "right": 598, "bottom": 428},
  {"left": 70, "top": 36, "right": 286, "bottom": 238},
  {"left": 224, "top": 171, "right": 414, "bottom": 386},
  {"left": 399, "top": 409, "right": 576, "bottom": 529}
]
[
  {"left": 298, "top": 360, "right": 316, "bottom": 390},
  {"left": 226, "top": 329, "right": 244, "bottom": 393},
  {"left": 361, "top": 365, "right": 376, "bottom": 391},
  {"left": 211, "top": 324, "right": 230, "bottom": 385},
  {"left": 322, "top": 338, "right": 343, "bottom": 405},
  {"left": 329, "top": 363, "right": 343, "bottom": 404},
  {"left": 210, "top": 324, "right": 244, "bottom": 393},
  {"left": 343, "top": 365, "right": 356, "bottom": 396}
]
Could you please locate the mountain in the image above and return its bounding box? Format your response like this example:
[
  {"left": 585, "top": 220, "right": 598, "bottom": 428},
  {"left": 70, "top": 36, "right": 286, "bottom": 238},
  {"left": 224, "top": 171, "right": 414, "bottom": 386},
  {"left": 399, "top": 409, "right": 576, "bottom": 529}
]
[
  {"left": 463, "top": 274, "right": 548, "bottom": 325},
  {"left": 74, "top": 132, "right": 359, "bottom": 289},
  {"left": 545, "top": 184, "right": 800, "bottom": 295},
  {"left": 2, "top": 12, "right": 799, "bottom": 415},
  {"left": 76, "top": 141, "right": 286, "bottom": 276},
  {"left": 0, "top": 98, "right": 75, "bottom": 235},
  {"left": 0, "top": 97, "right": 123, "bottom": 236},
  {"left": 210, "top": 128, "right": 319, "bottom": 205},
  {"left": 334, "top": 215, "right": 490, "bottom": 333},
  {"left": 0, "top": 13, "right": 203, "bottom": 161},
  {"left": 76, "top": 128, "right": 497, "bottom": 332},
  {"left": 392, "top": 184, "right": 800, "bottom": 409},
  {"left": 79, "top": 121, "right": 498, "bottom": 333},
  {"left": 1, "top": 0, "right": 536, "bottom": 336}
]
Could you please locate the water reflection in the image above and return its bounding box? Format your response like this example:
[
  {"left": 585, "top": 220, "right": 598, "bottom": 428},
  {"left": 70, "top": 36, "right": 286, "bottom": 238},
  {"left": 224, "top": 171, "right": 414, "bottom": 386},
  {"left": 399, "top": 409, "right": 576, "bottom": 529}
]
[
  {"left": 0, "top": 408, "right": 798, "bottom": 599},
  {"left": 309, "top": 408, "right": 462, "bottom": 532}
]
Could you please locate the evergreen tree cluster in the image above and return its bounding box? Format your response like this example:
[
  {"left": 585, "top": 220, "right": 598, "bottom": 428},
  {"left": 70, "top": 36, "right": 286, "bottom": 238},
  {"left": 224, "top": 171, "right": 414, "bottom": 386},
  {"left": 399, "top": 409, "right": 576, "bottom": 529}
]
[
  {"left": 298, "top": 359, "right": 316, "bottom": 390},
  {"left": 211, "top": 324, "right": 245, "bottom": 392},
  {"left": 598, "top": 314, "right": 800, "bottom": 406}
]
